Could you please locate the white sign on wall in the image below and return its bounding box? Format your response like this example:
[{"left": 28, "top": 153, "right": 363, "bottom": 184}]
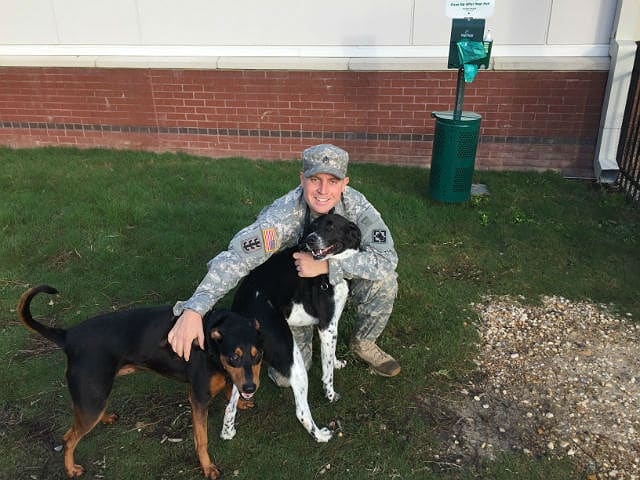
[{"left": 446, "top": 0, "right": 495, "bottom": 19}]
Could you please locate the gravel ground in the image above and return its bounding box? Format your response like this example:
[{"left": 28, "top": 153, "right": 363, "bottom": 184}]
[{"left": 429, "top": 295, "right": 639, "bottom": 479}]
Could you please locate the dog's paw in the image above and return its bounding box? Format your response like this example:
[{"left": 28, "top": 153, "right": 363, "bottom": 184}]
[
  {"left": 326, "top": 390, "right": 341, "bottom": 403},
  {"left": 100, "top": 413, "right": 119, "bottom": 425},
  {"left": 202, "top": 463, "right": 222, "bottom": 479},
  {"left": 314, "top": 427, "right": 333, "bottom": 443},
  {"left": 334, "top": 358, "right": 347, "bottom": 370},
  {"left": 236, "top": 397, "right": 255, "bottom": 410},
  {"left": 220, "top": 426, "right": 236, "bottom": 440},
  {"left": 65, "top": 464, "right": 85, "bottom": 477}
]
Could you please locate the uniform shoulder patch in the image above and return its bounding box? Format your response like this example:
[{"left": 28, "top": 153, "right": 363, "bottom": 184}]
[
  {"left": 261, "top": 227, "right": 278, "bottom": 253},
  {"left": 241, "top": 235, "right": 262, "bottom": 253},
  {"left": 372, "top": 229, "right": 388, "bottom": 244}
]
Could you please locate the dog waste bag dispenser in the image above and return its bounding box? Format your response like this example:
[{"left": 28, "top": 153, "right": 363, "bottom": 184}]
[{"left": 429, "top": 18, "right": 492, "bottom": 203}]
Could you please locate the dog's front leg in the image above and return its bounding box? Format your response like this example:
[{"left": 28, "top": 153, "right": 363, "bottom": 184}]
[
  {"left": 318, "top": 280, "right": 349, "bottom": 401},
  {"left": 220, "top": 385, "right": 240, "bottom": 440},
  {"left": 189, "top": 389, "right": 221, "bottom": 479},
  {"left": 317, "top": 324, "right": 340, "bottom": 403},
  {"left": 289, "top": 341, "right": 333, "bottom": 442}
]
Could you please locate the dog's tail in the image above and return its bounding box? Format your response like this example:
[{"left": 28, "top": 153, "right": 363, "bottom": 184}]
[{"left": 18, "top": 285, "right": 66, "bottom": 347}]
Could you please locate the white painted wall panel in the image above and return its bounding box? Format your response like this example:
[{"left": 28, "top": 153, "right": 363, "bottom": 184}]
[
  {"left": 0, "top": 0, "right": 622, "bottom": 69},
  {"left": 0, "top": 0, "right": 618, "bottom": 48},
  {"left": 485, "top": 0, "right": 552, "bottom": 45},
  {"left": 413, "top": 1, "right": 454, "bottom": 45},
  {"left": 414, "top": 0, "right": 553, "bottom": 46},
  {"left": 0, "top": 0, "right": 58, "bottom": 43},
  {"left": 52, "top": 0, "right": 140, "bottom": 44},
  {"left": 548, "top": 0, "right": 617, "bottom": 44},
  {"left": 137, "top": 0, "right": 413, "bottom": 46}
]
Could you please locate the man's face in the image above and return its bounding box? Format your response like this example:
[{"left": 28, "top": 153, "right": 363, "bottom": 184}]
[{"left": 300, "top": 172, "right": 349, "bottom": 214}]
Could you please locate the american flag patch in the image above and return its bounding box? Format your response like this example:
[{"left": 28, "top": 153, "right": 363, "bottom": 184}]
[{"left": 262, "top": 227, "right": 277, "bottom": 253}]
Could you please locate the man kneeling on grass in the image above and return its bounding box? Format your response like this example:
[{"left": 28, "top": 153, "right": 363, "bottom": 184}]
[{"left": 169, "top": 144, "right": 401, "bottom": 379}]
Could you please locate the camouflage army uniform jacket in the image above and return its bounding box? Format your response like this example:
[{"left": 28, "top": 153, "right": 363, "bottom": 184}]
[{"left": 173, "top": 185, "right": 398, "bottom": 317}]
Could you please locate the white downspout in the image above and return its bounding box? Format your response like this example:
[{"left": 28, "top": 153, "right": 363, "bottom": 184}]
[{"left": 594, "top": 0, "right": 640, "bottom": 183}]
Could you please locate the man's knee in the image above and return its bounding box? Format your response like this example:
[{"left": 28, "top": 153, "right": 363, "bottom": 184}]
[
  {"left": 350, "top": 274, "right": 398, "bottom": 305},
  {"left": 290, "top": 325, "right": 313, "bottom": 370}
]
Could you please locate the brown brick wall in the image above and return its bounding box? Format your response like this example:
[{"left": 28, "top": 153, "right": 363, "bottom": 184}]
[{"left": 0, "top": 67, "right": 607, "bottom": 177}]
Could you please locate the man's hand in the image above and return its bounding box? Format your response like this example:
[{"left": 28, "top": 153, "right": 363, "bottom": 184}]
[
  {"left": 293, "top": 251, "right": 329, "bottom": 278},
  {"left": 168, "top": 309, "right": 204, "bottom": 362}
]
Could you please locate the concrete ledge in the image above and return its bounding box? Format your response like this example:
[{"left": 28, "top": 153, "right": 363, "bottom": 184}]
[
  {"left": 348, "top": 57, "right": 447, "bottom": 71},
  {"left": 216, "top": 56, "right": 350, "bottom": 70},
  {"left": 493, "top": 56, "right": 610, "bottom": 71},
  {"left": 0, "top": 43, "right": 611, "bottom": 70},
  {"left": 95, "top": 56, "right": 220, "bottom": 69},
  {"left": 0, "top": 54, "right": 610, "bottom": 71},
  {"left": 0, "top": 55, "right": 99, "bottom": 68}
]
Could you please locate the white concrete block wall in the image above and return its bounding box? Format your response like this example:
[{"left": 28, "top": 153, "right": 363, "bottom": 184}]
[{"left": 0, "top": 0, "right": 620, "bottom": 69}]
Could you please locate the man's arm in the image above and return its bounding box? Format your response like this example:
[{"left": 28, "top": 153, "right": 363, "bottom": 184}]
[
  {"left": 169, "top": 237, "right": 271, "bottom": 361},
  {"left": 170, "top": 189, "right": 306, "bottom": 360}
]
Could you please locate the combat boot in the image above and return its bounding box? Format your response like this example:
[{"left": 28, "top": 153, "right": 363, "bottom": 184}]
[{"left": 351, "top": 340, "right": 401, "bottom": 377}]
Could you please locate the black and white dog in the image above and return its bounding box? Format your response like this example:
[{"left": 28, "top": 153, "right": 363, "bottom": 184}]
[{"left": 226, "top": 213, "right": 361, "bottom": 442}]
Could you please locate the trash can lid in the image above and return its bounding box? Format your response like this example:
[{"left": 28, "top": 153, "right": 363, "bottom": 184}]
[{"left": 432, "top": 111, "right": 482, "bottom": 123}]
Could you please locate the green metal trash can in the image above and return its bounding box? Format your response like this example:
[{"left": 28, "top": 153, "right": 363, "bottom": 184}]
[{"left": 429, "top": 111, "right": 482, "bottom": 203}]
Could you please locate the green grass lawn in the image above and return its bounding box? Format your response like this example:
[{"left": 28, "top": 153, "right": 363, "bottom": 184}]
[{"left": 1, "top": 146, "right": 638, "bottom": 479}]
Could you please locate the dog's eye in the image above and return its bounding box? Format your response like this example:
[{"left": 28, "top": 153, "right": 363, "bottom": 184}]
[
  {"left": 228, "top": 353, "right": 241, "bottom": 366},
  {"left": 253, "top": 350, "right": 263, "bottom": 364}
]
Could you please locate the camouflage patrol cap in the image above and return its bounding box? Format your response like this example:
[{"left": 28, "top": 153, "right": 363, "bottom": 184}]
[{"left": 302, "top": 144, "right": 348, "bottom": 179}]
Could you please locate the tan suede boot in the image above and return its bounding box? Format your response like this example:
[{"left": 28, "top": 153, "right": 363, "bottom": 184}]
[{"left": 351, "top": 340, "right": 401, "bottom": 377}]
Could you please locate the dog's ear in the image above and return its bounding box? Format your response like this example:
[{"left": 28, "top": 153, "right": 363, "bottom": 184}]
[
  {"left": 210, "top": 329, "right": 223, "bottom": 341},
  {"left": 203, "top": 310, "right": 226, "bottom": 344}
]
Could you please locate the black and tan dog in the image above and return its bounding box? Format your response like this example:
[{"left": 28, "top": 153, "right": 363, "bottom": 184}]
[{"left": 18, "top": 285, "right": 263, "bottom": 479}]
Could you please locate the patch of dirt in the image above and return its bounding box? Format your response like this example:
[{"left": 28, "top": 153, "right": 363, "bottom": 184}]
[
  {"left": 13, "top": 333, "right": 61, "bottom": 360},
  {"left": 48, "top": 249, "right": 82, "bottom": 270},
  {"left": 426, "top": 255, "right": 495, "bottom": 285},
  {"left": 0, "top": 402, "right": 25, "bottom": 428},
  {"left": 430, "top": 296, "right": 640, "bottom": 479}
]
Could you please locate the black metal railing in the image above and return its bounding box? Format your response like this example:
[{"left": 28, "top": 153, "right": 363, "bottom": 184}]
[{"left": 617, "top": 41, "right": 640, "bottom": 204}]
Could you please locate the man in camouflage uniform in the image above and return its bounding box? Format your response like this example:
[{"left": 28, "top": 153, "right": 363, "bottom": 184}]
[{"left": 169, "top": 144, "right": 400, "bottom": 378}]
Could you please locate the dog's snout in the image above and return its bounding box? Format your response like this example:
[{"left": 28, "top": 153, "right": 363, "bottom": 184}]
[
  {"left": 305, "top": 232, "right": 320, "bottom": 243},
  {"left": 242, "top": 382, "right": 256, "bottom": 394},
  {"left": 305, "top": 232, "right": 323, "bottom": 251}
]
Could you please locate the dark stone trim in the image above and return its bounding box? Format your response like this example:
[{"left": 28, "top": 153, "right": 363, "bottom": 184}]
[{"left": 0, "top": 121, "right": 596, "bottom": 146}]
